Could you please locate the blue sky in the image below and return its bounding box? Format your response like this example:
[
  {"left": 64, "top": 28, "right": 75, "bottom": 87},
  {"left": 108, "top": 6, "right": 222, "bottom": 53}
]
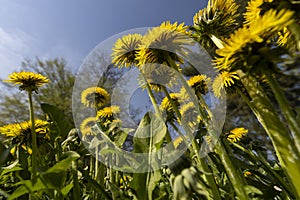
[{"left": 0, "top": 0, "right": 206, "bottom": 78}]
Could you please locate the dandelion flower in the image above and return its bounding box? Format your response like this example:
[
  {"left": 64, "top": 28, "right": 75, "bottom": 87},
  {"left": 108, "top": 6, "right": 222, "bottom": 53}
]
[
  {"left": 226, "top": 127, "right": 248, "bottom": 142},
  {"left": 215, "top": 9, "right": 294, "bottom": 71},
  {"left": 250, "top": 9, "right": 294, "bottom": 39},
  {"left": 0, "top": 119, "right": 48, "bottom": 138},
  {"left": 160, "top": 93, "right": 180, "bottom": 112},
  {"left": 111, "top": 33, "right": 143, "bottom": 67},
  {"left": 81, "top": 87, "right": 110, "bottom": 108},
  {"left": 244, "top": 0, "right": 273, "bottom": 25},
  {"left": 4, "top": 71, "right": 49, "bottom": 92},
  {"left": 136, "top": 21, "right": 194, "bottom": 66},
  {"left": 187, "top": 74, "right": 210, "bottom": 95},
  {"left": 179, "top": 102, "right": 201, "bottom": 127},
  {"left": 214, "top": 27, "right": 263, "bottom": 71},
  {"left": 212, "top": 71, "right": 239, "bottom": 98},
  {"left": 160, "top": 93, "right": 181, "bottom": 121},
  {"left": 80, "top": 117, "right": 97, "bottom": 136},
  {"left": 159, "top": 21, "right": 191, "bottom": 35},
  {"left": 192, "top": 0, "right": 239, "bottom": 49},
  {"left": 97, "top": 105, "right": 120, "bottom": 121}
]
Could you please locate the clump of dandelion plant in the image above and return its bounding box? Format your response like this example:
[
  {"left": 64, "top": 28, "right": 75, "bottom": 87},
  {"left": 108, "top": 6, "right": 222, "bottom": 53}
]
[{"left": 3, "top": 71, "right": 49, "bottom": 182}]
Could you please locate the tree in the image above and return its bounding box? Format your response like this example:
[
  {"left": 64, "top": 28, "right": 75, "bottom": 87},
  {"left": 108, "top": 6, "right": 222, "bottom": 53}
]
[{"left": 0, "top": 58, "right": 75, "bottom": 125}]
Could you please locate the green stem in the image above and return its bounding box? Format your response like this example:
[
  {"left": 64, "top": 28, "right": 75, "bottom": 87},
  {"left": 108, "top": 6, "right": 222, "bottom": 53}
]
[
  {"left": 140, "top": 74, "right": 163, "bottom": 121},
  {"left": 140, "top": 73, "right": 174, "bottom": 147},
  {"left": 169, "top": 121, "right": 189, "bottom": 148},
  {"left": 236, "top": 70, "right": 300, "bottom": 198},
  {"left": 265, "top": 72, "right": 300, "bottom": 153},
  {"left": 232, "top": 142, "right": 294, "bottom": 198},
  {"left": 90, "top": 155, "right": 95, "bottom": 178},
  {"left": 110, "top": 166, "right": 114, "bottom": 184},
  {"left": 72, "top": 160, "right": 81, "bottom": 200},
  {"left": 161, "top": 86, "right": 181, "bottom": 120},
  {"left": 216, "top": 139, "right": 249, "bottom": 199},
  {"left": 95, "top": 145, "right": 99, "bottom": 181},
  {"left": 28, "top": 90, "right": 37, "bottom": 183},
  {"left": 256, "top": 152, "right": 295, "bottom": 199},
  {"left": 164, "top": 56, "right": 221, "bottom": 200},
  {"left": 193, "top": 139, "right": 222, "bottom": 200},
  {"left": 210, "top": 35, "right": 257, "bottom": 199}
]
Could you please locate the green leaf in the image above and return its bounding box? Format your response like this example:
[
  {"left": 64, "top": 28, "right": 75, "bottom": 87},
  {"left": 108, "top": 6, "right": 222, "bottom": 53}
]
[
  {"left": 61, "top": 183, "right": 73, "bottom": 197},
  {"left": 8, "top": 177, "right": 48, "bottom": 200},
  {"left": 244, "top": 185, "right": 263, "bottom": 196},
  {"left": 43, "top": 151, "right": 80, "bottom": 174},
  {"left": 41, "top": 103, "right": 73, "bottom": 139},
  {"left": 0, "top": 165, "right": 23, "bottom": 177},
  {"left": 133, "top": 112, "right": 166, "bottom": 153},
  {"left": 42, "top": 172, "right": 67, "bottom": 190},
  {"left": 113, "top": 130, "right": 130, "bottom": 148}
]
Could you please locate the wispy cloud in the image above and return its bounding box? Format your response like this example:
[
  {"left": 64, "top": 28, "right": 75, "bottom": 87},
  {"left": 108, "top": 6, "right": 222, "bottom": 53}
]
[{"left": 0, "top": 27, "right": 35, "bottom": 78}]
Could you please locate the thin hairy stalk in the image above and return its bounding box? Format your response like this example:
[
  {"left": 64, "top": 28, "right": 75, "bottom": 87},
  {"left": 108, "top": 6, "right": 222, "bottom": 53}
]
[
  {"left": 217, "top": 139, "right": 249, "bottom": 199},
  {"left": 164, "top": 56, "right": 222, "bottom": 200},
  {"left": 28, "top": 91, "right": 37, "bottom": 183},
  {"left": 265, "top": 71, "right": 300, "bottom": 153},
  {"left": 236, "top": 70, "right": 300, "bottom": 198},
  {"left": 232, "top": 142, "right": 294, "bottom": 199}
]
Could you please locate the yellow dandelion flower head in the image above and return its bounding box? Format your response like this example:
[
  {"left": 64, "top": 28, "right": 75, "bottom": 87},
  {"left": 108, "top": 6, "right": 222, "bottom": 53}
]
[
  {"left": 227, "top": 127, "right": 248, "bottom": 142},
  {"left": 81, "top": 87, "right": 110, "bottom": 108},
  {"left": 244, "top": 0, "right": 273, "bottom": 25},
  {"left": 0, "top": 119, "right": 48, "bottom": 138},
  {"left": 159, "top": 21, "right": 190, "bottom": 35},
  {"left": 136, "top": 22, "right": 194, "bottom": 66},
  {"left": 212, "top": 71, "right": 239, "bottom": 98},
  {"left": 80, "top": 117, "right": 97, "bottom": 136},
  {"left": 97, "top": 105, "right": 120, "bottom": 120},
  {"left": 250, "top": 9, "right": 295, "bottom": 39},
  {"left": 194, "top": 0, "right": 239, "bottom": 25},
  {"left": 215, "top": 9, "right": 294, "bottom": 72},
  {"left": 187, "top": 74, "right": 211, "bottom": 95},
  {"left": 160, "top": 93, "right": 181, "bottom": 112},
  {"left": 4, "top": 71, "right": 49, "bottom": 92},
  {"left": 192, "top": 0, "right": 239, "bottom": 48},
  {"left": 179, "top": 102, "right": 201, "bottom": 126},
  {"left": 214, "top": 27, "right": 263, "bottom": 71},
  {"left": 111, "top": 33, "right": 143, "bottom": 68}
]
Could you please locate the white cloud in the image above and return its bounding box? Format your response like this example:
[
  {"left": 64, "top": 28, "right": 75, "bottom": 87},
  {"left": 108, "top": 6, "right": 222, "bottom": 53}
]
[
  {"left": 0, "top": 27, "right": 35, "bottom": 78},
  {"left": 0, "top": 26, "right": 84, "bottom": 80}
]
